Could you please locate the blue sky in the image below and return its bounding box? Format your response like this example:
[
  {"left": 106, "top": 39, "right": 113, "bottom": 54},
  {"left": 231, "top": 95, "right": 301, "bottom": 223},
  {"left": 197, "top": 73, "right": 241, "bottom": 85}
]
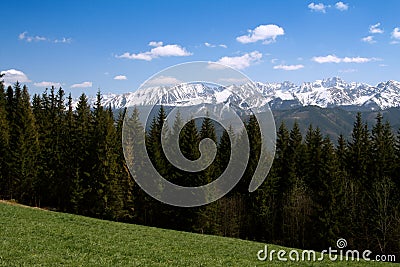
[{"left": 1, "top": 0, "right": 400, "bottom": 97}]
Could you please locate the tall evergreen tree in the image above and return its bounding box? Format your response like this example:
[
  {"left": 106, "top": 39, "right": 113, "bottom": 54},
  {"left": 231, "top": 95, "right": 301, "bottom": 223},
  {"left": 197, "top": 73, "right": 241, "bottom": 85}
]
[
  {"left": 70, "top": 93, "right": 92, "bottom": 214},
  {"left": 346, "top": 112, "right": 372, "bottom": 249},
  {"left": 0, "top": 76, "right": 10, "bottom": 198},
  {"left": 115, "top": 108, "right": 135, "bottom": 221},
  {"left": 196, "top": 115, "right": 220, "bottom": 234},
  {"left": 8, "top": 84, "right": 39, "bottom": 204}
]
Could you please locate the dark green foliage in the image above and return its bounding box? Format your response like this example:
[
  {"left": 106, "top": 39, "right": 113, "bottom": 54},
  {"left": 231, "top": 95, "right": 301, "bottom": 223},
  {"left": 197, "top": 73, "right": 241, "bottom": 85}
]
[
  {"left": 6, "top": 84, "right": 39, "bottom": 204},
  {"left": 0, "top": 76, "right": 10, "bottom": 198},
  {"left": 1, "top": 84, "right": 400, "bottom": 256}
]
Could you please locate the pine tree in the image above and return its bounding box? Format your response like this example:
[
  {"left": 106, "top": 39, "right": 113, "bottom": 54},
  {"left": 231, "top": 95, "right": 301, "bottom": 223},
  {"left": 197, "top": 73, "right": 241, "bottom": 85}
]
[
  {"left": 62, "top": 93, "right": 77, "bottom": 212},
  {"left": 8, "top": 84, "right": 39, "bottom": 204},
  {"left": 371, "top": 113, "right": 396, "bottom": 181},
  {"left": 196, "top": 115, "right": 220, "bottom": 234},
  {"left": 85, "top": 91, "right": 124, "bottom": 219},
  {"left": 34, "top": 87, "right": 67, "bottom": 208},
  {"left": 115, "top": 108, "right": 135, "bottom": 221},
  {"left": 0, "top": 76, "right": 10, "bottom": 198},
  {"left": 272, "top": 122, "right": 290, "bottom": 243},
  {"left": 304, "top": 125, "right": 323, "bottom": 192},
  {"left": 346, "top": 112, "right": 372, "bottom": 249},
  {"left": 70, "top": 93, "right": 92, "bottom": 214},
  {"left": 370, "top": 114, "right": 397, "bottom": 254},
  {"left": 146, "top": 106, "right": 169, "bottom": 179},
  {"left": 314, "top": 136, "right": 343, "bottom": 249},
  {"left": 289, "top": 121, "right": 305, "bottom": 181}
]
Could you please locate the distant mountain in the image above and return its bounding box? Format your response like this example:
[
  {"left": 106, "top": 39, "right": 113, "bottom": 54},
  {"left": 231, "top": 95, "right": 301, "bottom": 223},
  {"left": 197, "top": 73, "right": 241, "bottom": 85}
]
[{"left": 75, "top": 77, "right": 400, "bottom": 111}]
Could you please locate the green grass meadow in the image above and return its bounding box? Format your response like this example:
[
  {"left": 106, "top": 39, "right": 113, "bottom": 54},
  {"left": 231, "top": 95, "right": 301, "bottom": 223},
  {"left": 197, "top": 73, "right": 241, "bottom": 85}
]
[{"left": 0, "top": 201, "right": 397, "bottom": 266}]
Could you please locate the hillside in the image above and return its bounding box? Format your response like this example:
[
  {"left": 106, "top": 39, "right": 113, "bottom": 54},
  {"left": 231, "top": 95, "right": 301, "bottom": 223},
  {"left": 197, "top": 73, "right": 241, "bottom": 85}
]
[
  {"left": 273, "top": 106, "right": 400, "bottom": 140},
  {"left": 0, "top": 201, "right": 396, "bottom": 266}
]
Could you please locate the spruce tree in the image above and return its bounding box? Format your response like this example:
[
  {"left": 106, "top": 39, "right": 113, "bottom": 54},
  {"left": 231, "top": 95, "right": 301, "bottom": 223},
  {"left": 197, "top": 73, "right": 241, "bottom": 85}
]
[
  {"left": 70, "top": 93, "right": 92, "bottom": 214},
  {"left": 115, "top": 108, "right": 135, "bottom": 221},
  {"left": 196, "top": 115, "right": 220, "bottom": 234},
  {"left": 370, "top": 114, "right": 396, "bottom": 253},
  {"left": 8, "top": 84, "right": 39, "bottom": 204},
  {"left": 0, "top": 76, "right": 10, "bottom": 198},
  {"left": 346, "top": 112, "right": 371, "bottom": 249}
]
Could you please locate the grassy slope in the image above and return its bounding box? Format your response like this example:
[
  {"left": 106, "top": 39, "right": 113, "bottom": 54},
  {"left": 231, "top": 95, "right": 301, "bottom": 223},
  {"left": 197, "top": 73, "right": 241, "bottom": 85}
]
[{"left": 0, "top": 202, "right": 396, "bottom": 266}]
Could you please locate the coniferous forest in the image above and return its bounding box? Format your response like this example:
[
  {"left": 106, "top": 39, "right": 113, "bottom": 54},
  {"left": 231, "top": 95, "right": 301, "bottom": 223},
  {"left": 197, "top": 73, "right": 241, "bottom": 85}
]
[{"left": 1, "top": 79, "right": 400, "bottom": 256}]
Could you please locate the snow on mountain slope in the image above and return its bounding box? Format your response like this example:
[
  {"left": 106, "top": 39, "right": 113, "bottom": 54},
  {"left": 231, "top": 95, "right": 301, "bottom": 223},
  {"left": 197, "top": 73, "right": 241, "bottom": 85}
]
[{"left": 74, "top": 78, "right": 400, "bottom": 110}]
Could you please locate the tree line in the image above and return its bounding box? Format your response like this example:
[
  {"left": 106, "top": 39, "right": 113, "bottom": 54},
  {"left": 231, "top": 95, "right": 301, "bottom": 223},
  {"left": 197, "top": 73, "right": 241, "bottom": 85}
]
[{"left": 0, "top": 80, "right": 399, "bottom": 256}]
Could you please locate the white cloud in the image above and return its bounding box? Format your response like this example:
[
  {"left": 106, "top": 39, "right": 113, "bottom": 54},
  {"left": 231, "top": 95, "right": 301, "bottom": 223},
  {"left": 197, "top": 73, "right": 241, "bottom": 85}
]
[
  {"left": 149, "top": 41, "right": 163, "bottom": 47},
  {"left": 116, "top": 43, "right": 192, "bottom": 61},
  {"left": 312, "top": 55, "right": 342, "bottom": 63},
  {"left": 379, "top": 64, "right": 388, "bottom": 67},
  {"left": 205, "top": 42, "right": 227, "bottom": 48},
  {"left": 212, "top": 51, "right": 262, "bottom": 70},
  {"left": 342, "top": 57, "right": 376, "bottom": 63},
  {"left": 361, "top": 36, "right": 375, "bottom": 44},
  {"left": 33, "top": 81, "right": 61, "bottom": 88},
  {"left": 392, "top": 27, "right": 400, "bottom": 40},
  {"left": 18, "top": 31, "right": 71, "bottom": 44},
  {"left": 71, "top": 81, "right": 92, "bottom": 88},
  {"left": 308, "top": 3, "right": 327, "bottom": 13},
  {"left": 270, "top": 58, "right": 278, "bottom": 64},
  {"left": 273, "top": 64, "right": 304, "bottom": 71},
  {"left": 54, "top": 37, "right": 72, "bottom": 44},
  {"left": 369, "top": 23, "right": 384, "bottom": 34},
  {"left": 312, "top": 54, "right": 378, "bottom": 63},
  {"left": 146, "top": 75, "right": 182, "bottom": 86},
  {"left": 114, "top": 75, "right": 127, "bottom": 80},
  {"left": 0, "top": 69, "right": 31, "bottom": 86},
  {"left": 236, "top": 24, "right": 284, "bottom": 44},
  {"left": 18, "top": 31, "right": 47, "bottom": 42},
  {"left": 335, "top": 2, "right": 348, "bottom": 11}
]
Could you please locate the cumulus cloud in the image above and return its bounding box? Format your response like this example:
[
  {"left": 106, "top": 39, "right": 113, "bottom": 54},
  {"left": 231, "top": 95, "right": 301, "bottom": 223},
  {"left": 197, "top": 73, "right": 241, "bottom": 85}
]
[
  {"left": 392, "top": 27, "right": 400, "bottom": 40},
  {"left": 71, "top": 81, "right": 92, "bottom": 88},
  {"left": 273, "top": 64, "right": 304, "bottom": 71},
  {"left": 335, "top": 1, "right": 348, "bottom": 11},
  {"left": 211, "top": 51, "right": 262, "bottom": 70},
  {"left": 361, "top": 36, "right": 375, "bottom": 44},
  {"left": 236, "top": 24, "right": 284, "bottom": 44},
  {"left": 146, "top": 76, "right": 182, "bottom": 86},
  {"left": 33, "top": 81, "right": 62, "bottom": 88},
  {"left": 308, "top": 3, "right": 327, "bottom": 13},
  {"left": 116, "top": 43, "right": 192, "bottom": 61},
  {"left": 312, "top": 54, "right": 378, "bottom": 63},
  {"left": 369, "top": 23, "right": 384, "bottom": 34},
  {"left": 0, "top": 69, "right": 31, "bottom": 86},
  {"left": 114, "top": 75, "right": 127, "bottom": 80}
]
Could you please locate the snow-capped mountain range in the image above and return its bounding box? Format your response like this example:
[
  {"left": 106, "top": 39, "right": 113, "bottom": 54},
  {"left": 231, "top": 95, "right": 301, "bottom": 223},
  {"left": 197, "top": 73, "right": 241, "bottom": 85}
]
[{"left": 77, "top": 77, "right": 400, "bottom": 111}]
